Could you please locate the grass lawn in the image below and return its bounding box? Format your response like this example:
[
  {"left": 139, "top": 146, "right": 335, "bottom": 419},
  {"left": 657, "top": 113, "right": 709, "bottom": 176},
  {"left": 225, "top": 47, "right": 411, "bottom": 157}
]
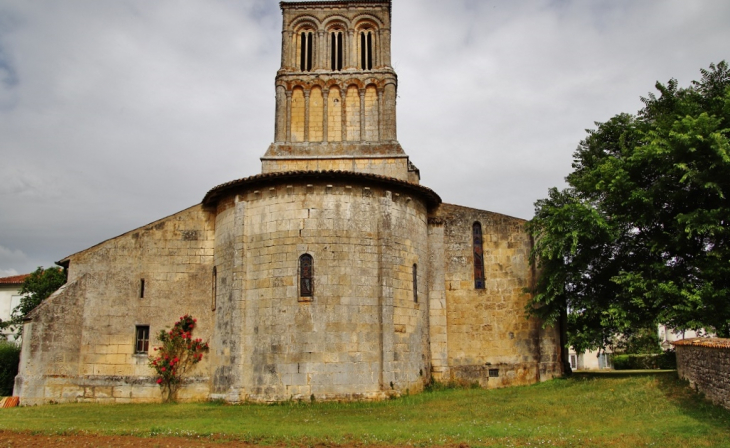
[{"left": 1, "top": 372, "right": 729, "bottom": 447}]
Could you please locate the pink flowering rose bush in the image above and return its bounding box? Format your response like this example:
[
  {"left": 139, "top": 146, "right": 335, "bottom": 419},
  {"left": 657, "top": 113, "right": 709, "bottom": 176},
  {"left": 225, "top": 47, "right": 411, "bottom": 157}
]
[{"left": 148, "top": 314, "right": 209, "bottom": 403}]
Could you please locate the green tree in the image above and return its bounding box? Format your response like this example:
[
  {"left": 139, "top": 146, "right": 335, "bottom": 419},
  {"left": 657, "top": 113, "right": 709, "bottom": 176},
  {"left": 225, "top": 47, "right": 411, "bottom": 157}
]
[
  {"left": 527, "top": 62, "right": 730, "bottom": 352},
  {"left": 0, "top": 267, "right": 66, "bottom": 337}
]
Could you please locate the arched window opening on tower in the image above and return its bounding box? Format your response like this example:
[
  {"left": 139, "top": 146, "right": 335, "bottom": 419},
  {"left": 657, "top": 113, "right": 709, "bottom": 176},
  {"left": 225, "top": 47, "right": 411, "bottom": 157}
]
[
  {"left": 473, "top": 222, "right": 485, "bottom": 289},
  {"left": 331, "top": 30, "right": 343, "bottom": 71},
  {"left": 300, "top": 30, "right": 314, "bottom": 71},
  {"left": 412, "top": 263, "right": 418, "bottom": 303},
  {"left": 299, "top": 254, "right": 314, "bottom": 299},
  {"left": 360, "top": 30, "right": 373, "bottom": 70}
]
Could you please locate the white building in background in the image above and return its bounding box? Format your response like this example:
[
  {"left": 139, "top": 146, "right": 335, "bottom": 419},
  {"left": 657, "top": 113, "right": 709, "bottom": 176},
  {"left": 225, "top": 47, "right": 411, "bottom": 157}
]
[
  {"left": 0, "top": 274, "right": 28, "bottom": 340},
  {"left": 658, "top": 325, "right": 706, "bottom": 350},
  {"left": 568, "top": 348, "right": 613, "bottom": 371},
  {"left": 569, "top": 325, "right": 710, "bottom": 371}
]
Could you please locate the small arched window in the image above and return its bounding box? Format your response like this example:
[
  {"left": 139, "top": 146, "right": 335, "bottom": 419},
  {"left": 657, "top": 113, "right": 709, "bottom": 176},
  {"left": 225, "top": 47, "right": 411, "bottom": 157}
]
[
  {"left": 473, "top": 222, "right": 485, "bottom": 289},
  {"left": 412, "top": 263, "right": 418, "bottom": 303},
  {"left": 299, "top": 254, "right": 314, "bottom": 298},
  {"left": 330, "top": 30, "right": 343, "bottom": 71},
  {"left": 360, "top": 30, "right": 373, "bottom": 70},
  {"left": 300, "top": 30, "right": 314, "bottom": 71}
]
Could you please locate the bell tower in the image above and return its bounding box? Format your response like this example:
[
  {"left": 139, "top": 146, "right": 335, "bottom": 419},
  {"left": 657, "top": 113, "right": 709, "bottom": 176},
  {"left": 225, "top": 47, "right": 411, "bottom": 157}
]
[{"left": 262, "top": 0, "right": 419, "bottom": 183}]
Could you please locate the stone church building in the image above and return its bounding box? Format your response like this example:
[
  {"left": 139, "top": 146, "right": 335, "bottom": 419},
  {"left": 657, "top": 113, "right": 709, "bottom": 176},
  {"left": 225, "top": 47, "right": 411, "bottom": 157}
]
[{"left": 16, "top": 0, "right": 562, "bottom": 405}]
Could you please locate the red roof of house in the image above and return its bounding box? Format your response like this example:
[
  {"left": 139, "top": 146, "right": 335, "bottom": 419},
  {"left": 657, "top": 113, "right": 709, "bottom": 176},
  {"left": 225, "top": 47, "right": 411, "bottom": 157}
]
[{"left": 0, "top": 274, "right": 30, "bottom": 285}]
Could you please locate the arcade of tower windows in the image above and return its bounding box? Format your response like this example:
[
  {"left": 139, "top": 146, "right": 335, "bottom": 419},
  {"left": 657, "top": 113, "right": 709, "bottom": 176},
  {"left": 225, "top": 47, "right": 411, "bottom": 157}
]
[{"left": 285, "top": 15, "right": 387, "bottom": 72}]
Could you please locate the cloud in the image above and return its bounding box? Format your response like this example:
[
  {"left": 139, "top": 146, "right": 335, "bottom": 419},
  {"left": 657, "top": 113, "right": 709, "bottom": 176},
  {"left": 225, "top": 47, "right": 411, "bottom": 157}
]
[
  {"left": 0, "top": 46, "right": 17, "bottom": 87},
  {"left": 0, "top": 12, "right": 20, "bottom": 109},
  {"left": 394, "top": 0, "right": 730, "bottom": 216},
  {"left": 0, "top": 244, "right": 28, "bottom": 275},
  {"left": 0, "top": 0, "right": 729, "bottom": 271},
  {"left": 0, "top": 268, "right": 19, "bottom": 277}
]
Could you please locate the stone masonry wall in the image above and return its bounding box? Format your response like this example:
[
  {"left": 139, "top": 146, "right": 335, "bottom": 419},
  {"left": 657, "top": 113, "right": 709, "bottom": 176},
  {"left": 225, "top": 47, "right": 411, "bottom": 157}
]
[
  {"left": 209, "top": 197, "right": 247, "bottom": 401},
  {"left": 430, "top": 203, "right": 561, "bottom": 387},
  {"left": 261, "top": 156, "right": 413, "bottom": 182},
  {"left": 213, "top": 179, "right": 430, "bottom": 401},
  {"left": 674, "top": 338, "right": 730, "bottom": 410},
  {"left": 16, "top": 205, "right": 216, "bottom": 405}
]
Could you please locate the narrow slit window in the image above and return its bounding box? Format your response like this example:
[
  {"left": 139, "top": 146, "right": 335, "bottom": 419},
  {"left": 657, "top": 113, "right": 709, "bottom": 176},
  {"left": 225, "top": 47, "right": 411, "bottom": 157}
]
[
  {"left": 307, "top": 32, "right": 313, "bottom": 71},
  {"left": 367, "top": 32, "right": 373, "bottom": 70},
  {"left": 299, "top": 254, "right": 313, "bottom": 297},
  {"left": 300, "top": 31, "right": 313, "bottom": 72},
  {"left": 337, "top": 32, "right": 343, "bottom": 70},
  {"left": 412, "top": 264, "right": 418, "bottom": 303},
  {"left": 135, "top": 325, "right": 150, "bottom": 354},
  {"left": 331, "top": 31, "right": 343, "bottom": 71},
  {"left": 211, "top": 266, "right": 217, "bottom": 311},
  {"left": 140, "top": 278, "right": 145, "bottom": 298},
  {"left": 473, "top": 222, "right": 485, "bottom": 289},
  {"left": 360, "top": 30, "right": 373, "bottom": 70},
  {"left": 360, "top": 32, "right": 366, "bottom": 69},
  {"left": 331, "top": 32, "right": 336, "bottom": 70},
  {"left": 300, "top": 32, "right": 306, "bottom": 70}
]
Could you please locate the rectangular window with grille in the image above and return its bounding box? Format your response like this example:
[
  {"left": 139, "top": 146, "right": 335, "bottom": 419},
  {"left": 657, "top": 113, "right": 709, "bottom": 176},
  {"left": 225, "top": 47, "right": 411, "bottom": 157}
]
[{"left": 135, "top": 325, "right": 150, "bottom": 354}]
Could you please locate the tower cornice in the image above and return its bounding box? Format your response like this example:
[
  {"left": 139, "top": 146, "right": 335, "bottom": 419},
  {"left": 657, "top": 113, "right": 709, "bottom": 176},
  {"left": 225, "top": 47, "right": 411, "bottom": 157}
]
[{"left": 281, "top": 0, "right": 391, "bottom": 14}]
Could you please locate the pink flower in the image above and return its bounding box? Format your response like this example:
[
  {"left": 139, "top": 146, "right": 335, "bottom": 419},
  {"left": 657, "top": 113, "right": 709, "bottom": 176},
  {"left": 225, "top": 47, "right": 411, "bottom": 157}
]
[
  {"left": 157, "top": 378, "right": 162, "bottom": 384},
  {"left": 161, "top": 367, "right": 166, "bottom": 372}
]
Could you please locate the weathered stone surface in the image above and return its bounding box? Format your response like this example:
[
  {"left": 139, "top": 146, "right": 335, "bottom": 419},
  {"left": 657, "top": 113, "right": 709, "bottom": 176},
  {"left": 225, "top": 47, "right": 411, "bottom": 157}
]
[
  {"left": 428, "top": 204, "right": 561, "bottom": 388},
  {"left": 16, "top": 205, "right": 215, "bottom": 405},
  {"left": 674, "top": 338, "right": 730, "bottom": 410}
]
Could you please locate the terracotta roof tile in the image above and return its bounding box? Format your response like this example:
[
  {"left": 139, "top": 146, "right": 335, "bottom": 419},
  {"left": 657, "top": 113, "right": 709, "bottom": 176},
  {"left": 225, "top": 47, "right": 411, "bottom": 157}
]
[
  {"left": 0, "top": 274, "right": 30, "bottom": 285},
  {"left": 672, "top": 338, "right": 730, "bottom": 349}
]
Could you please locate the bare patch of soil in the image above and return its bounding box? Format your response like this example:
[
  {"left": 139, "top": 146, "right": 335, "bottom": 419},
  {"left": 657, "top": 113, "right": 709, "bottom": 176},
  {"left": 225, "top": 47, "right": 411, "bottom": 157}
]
[
  {"left": 0, "top": 431, "right": 249, "bottom": 447},
  {"left": 0, "top": 431, "right": 442, "bottom": 448}
]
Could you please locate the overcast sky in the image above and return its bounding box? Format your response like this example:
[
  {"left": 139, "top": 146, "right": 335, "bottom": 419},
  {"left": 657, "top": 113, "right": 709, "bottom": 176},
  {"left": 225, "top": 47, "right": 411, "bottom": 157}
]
[{"left": 1, "top": 0, "right": 728, "bottom": 276}]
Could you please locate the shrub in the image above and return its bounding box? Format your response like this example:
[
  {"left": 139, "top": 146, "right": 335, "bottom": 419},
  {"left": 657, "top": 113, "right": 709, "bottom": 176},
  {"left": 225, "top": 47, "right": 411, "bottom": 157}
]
[
  {"left": 149, "top": 315, "right": 209, "bottom": 403},
  {"left": 613, "top": 351, "right": 676, "bottom": 370},
  {"left": 0, "top": 341, "right": 21, "bottom": 396}
]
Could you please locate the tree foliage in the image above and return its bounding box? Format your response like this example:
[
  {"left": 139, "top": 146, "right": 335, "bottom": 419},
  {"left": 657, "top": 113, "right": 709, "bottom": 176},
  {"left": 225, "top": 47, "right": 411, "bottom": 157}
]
[
  {"left": 0, "top": 266, "right": 66, "bottom": 338},
  {"left": 149, "top": 315, "right": 209, "bottom": 403},
  {"left": 0, "top": 341, "right": 21, "bottom": 395},
  {"left": 527, "top": 62, "right": 730, "bottom": 352}
]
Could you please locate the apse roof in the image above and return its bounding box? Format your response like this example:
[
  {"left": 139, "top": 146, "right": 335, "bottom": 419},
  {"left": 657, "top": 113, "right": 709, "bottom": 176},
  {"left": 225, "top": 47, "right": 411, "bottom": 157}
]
[{"left": 203, "top": 170, "right": 441, "bottom": 208}]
